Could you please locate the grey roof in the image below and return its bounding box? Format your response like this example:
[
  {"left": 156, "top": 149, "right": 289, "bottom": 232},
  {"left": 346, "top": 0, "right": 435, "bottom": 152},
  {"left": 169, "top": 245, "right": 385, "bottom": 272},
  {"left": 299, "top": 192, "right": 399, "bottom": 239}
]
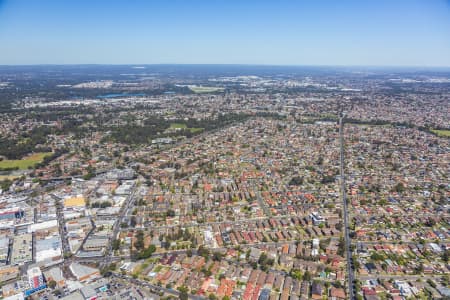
[
  {"left": 43, "top": 267, "right": 64, "bottom": 282},
  {"left": 0, "top": 237, "right": 9, "bottom": 248},
  {"left": 80, "top": 285, "right": 97, "bottom": 298},
  {"left": 36, "top": 235, "right": 61, "bottom": 251},
  {"left": 438, "top": 287, "right": 450, "bottom": 297},
  {"left": 60, "top": 291, "right": 84, "bottom": 300},
  {"left": 69, "top": 262, "right": 99, "bottom": 279}
]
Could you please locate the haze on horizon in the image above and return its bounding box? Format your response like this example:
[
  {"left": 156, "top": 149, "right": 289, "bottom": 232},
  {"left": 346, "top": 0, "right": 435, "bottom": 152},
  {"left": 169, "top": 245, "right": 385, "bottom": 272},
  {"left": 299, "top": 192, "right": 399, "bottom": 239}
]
[{"left": 0, "top": 0, "right": 449, "bottom": 67}]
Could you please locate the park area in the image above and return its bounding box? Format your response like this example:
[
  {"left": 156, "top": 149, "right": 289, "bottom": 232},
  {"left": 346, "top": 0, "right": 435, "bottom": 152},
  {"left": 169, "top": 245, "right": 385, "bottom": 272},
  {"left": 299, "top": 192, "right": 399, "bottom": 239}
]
[
  {"left": 0, "top": 152, "right": 52, "bottom": 170},
  {"left": 169, "top": 123, "right": 204, "bottom": 133},
  {"left": 431, "top": 129, "right": 450, "bottom": 137}
]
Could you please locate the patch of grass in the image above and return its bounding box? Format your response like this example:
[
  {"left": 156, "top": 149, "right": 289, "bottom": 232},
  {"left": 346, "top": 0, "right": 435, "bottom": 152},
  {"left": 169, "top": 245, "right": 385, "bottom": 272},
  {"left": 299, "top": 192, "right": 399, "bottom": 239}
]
[
  {"left": 189, "top": 128, "right": 204, "bottom": 133},
  {"left": 169, "top": 123, "right": 203, "bottom": 133},
  {"left": 0, "top": 175, "right": 20, "bottom": 181},
  {"left": 170, "top": 123, "right": 187, "bottom": 129},
  {"left": 0, "top": 152, "right": 52, "bottom": 170},
  {"left": 430, "top": 129, "right": 450, "bottom": 138},
  {"left": 188, "top": 86, "right": 224, "bottom": 94},
  {"left": 153, "top": 265, "right": 163, "bottom": 272}
]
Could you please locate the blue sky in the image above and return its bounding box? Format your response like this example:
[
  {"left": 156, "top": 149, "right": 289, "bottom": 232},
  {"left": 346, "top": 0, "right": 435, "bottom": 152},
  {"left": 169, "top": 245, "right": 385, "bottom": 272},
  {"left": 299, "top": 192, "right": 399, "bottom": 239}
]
[{"left": 0, "top": 0, "right": 449, "bottom": 66}]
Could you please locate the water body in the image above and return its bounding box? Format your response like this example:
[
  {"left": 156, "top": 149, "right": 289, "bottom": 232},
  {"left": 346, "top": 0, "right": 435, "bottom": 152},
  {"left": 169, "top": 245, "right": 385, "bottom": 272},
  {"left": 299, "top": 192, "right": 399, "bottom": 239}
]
[{"left": 97, "top": 93, "right": 146, "bottom": 99}]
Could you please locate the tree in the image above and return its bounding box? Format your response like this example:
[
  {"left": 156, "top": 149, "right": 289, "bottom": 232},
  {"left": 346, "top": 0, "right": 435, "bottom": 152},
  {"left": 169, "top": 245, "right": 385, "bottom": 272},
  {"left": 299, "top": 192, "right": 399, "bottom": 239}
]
[
  {"left": 178, "top": 286, "right": 189, "bottom": 300},
  {"left": 112, "top": 239, "right": 121, "bottom": 251},
  {"left": 370, "top": 252, "right": 384, "bottom": 261},
  {"left": 208, "top": 294, "right": 217, "bottom": 300},
  {"left": 198, "top": 245, "right": 210, "bottom": 259},
  {"left": 203, "top": 268, "right": 212, "bottom": 277},
  {"left": 392, "top": 182, "right": 405, "bottom": 193},
  {"left": 333, "top": 281, "right": 343, "bottom": 288},
  {"left": 213, "top": 252, "right": 223, "bottom": 261},
  {"left": 303, "top": 270, "right": 312, "bottom": 281},
  {"left": 130, "top": 216, "right": 137, "bottom": 227},
  {"left": 337, "top": 237, "right": 345, "bottom": 256},
  {"left": 319, "top": 238, "right": 330, "bottom": 251},
  {"left": 442, "top": 274, "right": 449, "bottom": 286},
  {"left": 48, "top": 280, "right": 57, "bottom": 289},
  {"left": 289, "top": 176, "right": 304, "bottom": 186},
  {"left": 135, "top": 230, "right": 145, "bottom": 251},
  {"left": 258, "top": 252, "right": 268, "bottom": 265},
  {"left": 138, "top": 244, "right": 156, "bottom": 259},
  {"left": 443, "top": 249, "right": 450, "bottom": 263},
  {"left": 0, "top": 179, "right": 12, "bottom": 191},
  {"left": 290, "top": 269, "right": 303, "bottom": 281},
  {"left": 321, "top": 175, "right": 335, "bottom": 184}
]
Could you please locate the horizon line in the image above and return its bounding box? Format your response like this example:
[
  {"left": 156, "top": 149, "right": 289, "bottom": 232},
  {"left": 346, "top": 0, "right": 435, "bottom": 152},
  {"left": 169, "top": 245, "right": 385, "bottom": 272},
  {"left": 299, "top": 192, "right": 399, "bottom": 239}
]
[{"left": 0, "top": 63, "right": 450, "bottom": 69}]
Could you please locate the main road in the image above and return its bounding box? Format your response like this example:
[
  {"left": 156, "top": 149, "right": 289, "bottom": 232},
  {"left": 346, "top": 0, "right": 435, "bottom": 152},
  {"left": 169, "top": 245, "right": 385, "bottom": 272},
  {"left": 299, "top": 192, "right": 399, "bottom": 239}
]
[
  {"left": 50, "top": 193, "right": 71, "bottom": 255},
  {"left": 339, "top": 116, "right": 356, "bottom": 300},
  {"left": 101, "top": 184, "right": 139, "bottom": 268},
  {"left": 111, "top": 273, "right": 205, "bottom": 300}
]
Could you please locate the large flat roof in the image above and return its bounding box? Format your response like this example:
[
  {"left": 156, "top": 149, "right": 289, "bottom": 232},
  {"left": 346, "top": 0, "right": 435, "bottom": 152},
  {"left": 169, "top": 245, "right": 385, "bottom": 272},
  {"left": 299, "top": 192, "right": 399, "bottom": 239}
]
[{"left": 64, "top": 196, "right": 86, "bottom": 207}]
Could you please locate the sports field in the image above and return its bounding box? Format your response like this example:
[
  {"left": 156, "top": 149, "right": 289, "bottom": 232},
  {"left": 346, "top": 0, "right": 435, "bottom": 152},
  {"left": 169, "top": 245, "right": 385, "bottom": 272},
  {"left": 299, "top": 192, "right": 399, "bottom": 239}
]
[
  {"left": 170, "top": 123, "right": 204, "bottom": 133},
  {"left": 430, "top": 129, "right": 450, "bottom": 138},
  {"left": 0, "top": 152, "right": 52, "bottom": 170},
  {"left": 170, "top": 123, "right": 187, "bottom": 129}
]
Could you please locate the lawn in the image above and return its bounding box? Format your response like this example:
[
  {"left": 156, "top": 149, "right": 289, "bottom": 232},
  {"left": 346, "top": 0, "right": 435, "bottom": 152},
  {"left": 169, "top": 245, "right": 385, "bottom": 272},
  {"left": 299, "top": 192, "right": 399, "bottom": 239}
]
[
  {"left": 430, "top": 129, "right": 450, "bottom": 138},
  {"left": 189, "top": 127, "right": 204, "bottom": 133},
  {"left": 169, "top": 123, "right": 203, "bottom": 133},
  {"left": 0, "top": 152, "right": 52, "bottom": 170},
  {"left": 0, "top": 175, "right": 20, "bottom": 181},
  {"left": 188, "top": 86, "right": 224, "bottom": 94},
  {"left": 169, "top": 123, "right": 187, "bottom": 129}
]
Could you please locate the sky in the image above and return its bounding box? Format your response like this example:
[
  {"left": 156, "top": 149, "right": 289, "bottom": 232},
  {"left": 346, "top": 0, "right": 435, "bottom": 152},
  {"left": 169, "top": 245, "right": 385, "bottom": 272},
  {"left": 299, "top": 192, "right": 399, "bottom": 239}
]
[{"left": 0, "top": 0, "right": 449, "bottom": 66}]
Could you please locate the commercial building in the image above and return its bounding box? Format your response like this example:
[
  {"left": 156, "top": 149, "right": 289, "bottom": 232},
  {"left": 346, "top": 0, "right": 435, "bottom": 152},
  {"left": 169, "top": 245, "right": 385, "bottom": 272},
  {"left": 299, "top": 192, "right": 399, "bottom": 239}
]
[
  {"left": 114, "top": 180, "right": 135, "bottom": 195},
  {"left": 83, "top": 235, "right": 109, "bottom": 252},
  {"left": 11, "top": 233, "right": 32, "bottom": 265},
  {"left": 0, "top": 207, "right": 24, "bottom": 220},
  {"left": 106, "top": 168, "right": 135, "bottom": 180},
  {"left": 69, "top": 262, "right": 100, "bottom": 282},
  {"left": 27, "top": 267, "right": 45, "bottom": 289},
  {"left": 0, "top": 265, "right": 19, "bottom": 283},
  {"left": 3, "top": 294, "right": 25, "bottom": 300},
  {"left": 43, "top": 267, "right": 66, "bottom": 288},
  {"left": 0, "top": 237, "right": 9, "bottom": 264},
  {"left": 25, "top": 267, "right": 46, "bottom": 296},
  {"left": 35, "top": 235, "right": 62, "bottom": 264},
  {"left": 28, "top": 219, "right": 58, "bottom": 233},
  {"left": 64, "top": 196, "right": 86, "bottom": 209}
]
